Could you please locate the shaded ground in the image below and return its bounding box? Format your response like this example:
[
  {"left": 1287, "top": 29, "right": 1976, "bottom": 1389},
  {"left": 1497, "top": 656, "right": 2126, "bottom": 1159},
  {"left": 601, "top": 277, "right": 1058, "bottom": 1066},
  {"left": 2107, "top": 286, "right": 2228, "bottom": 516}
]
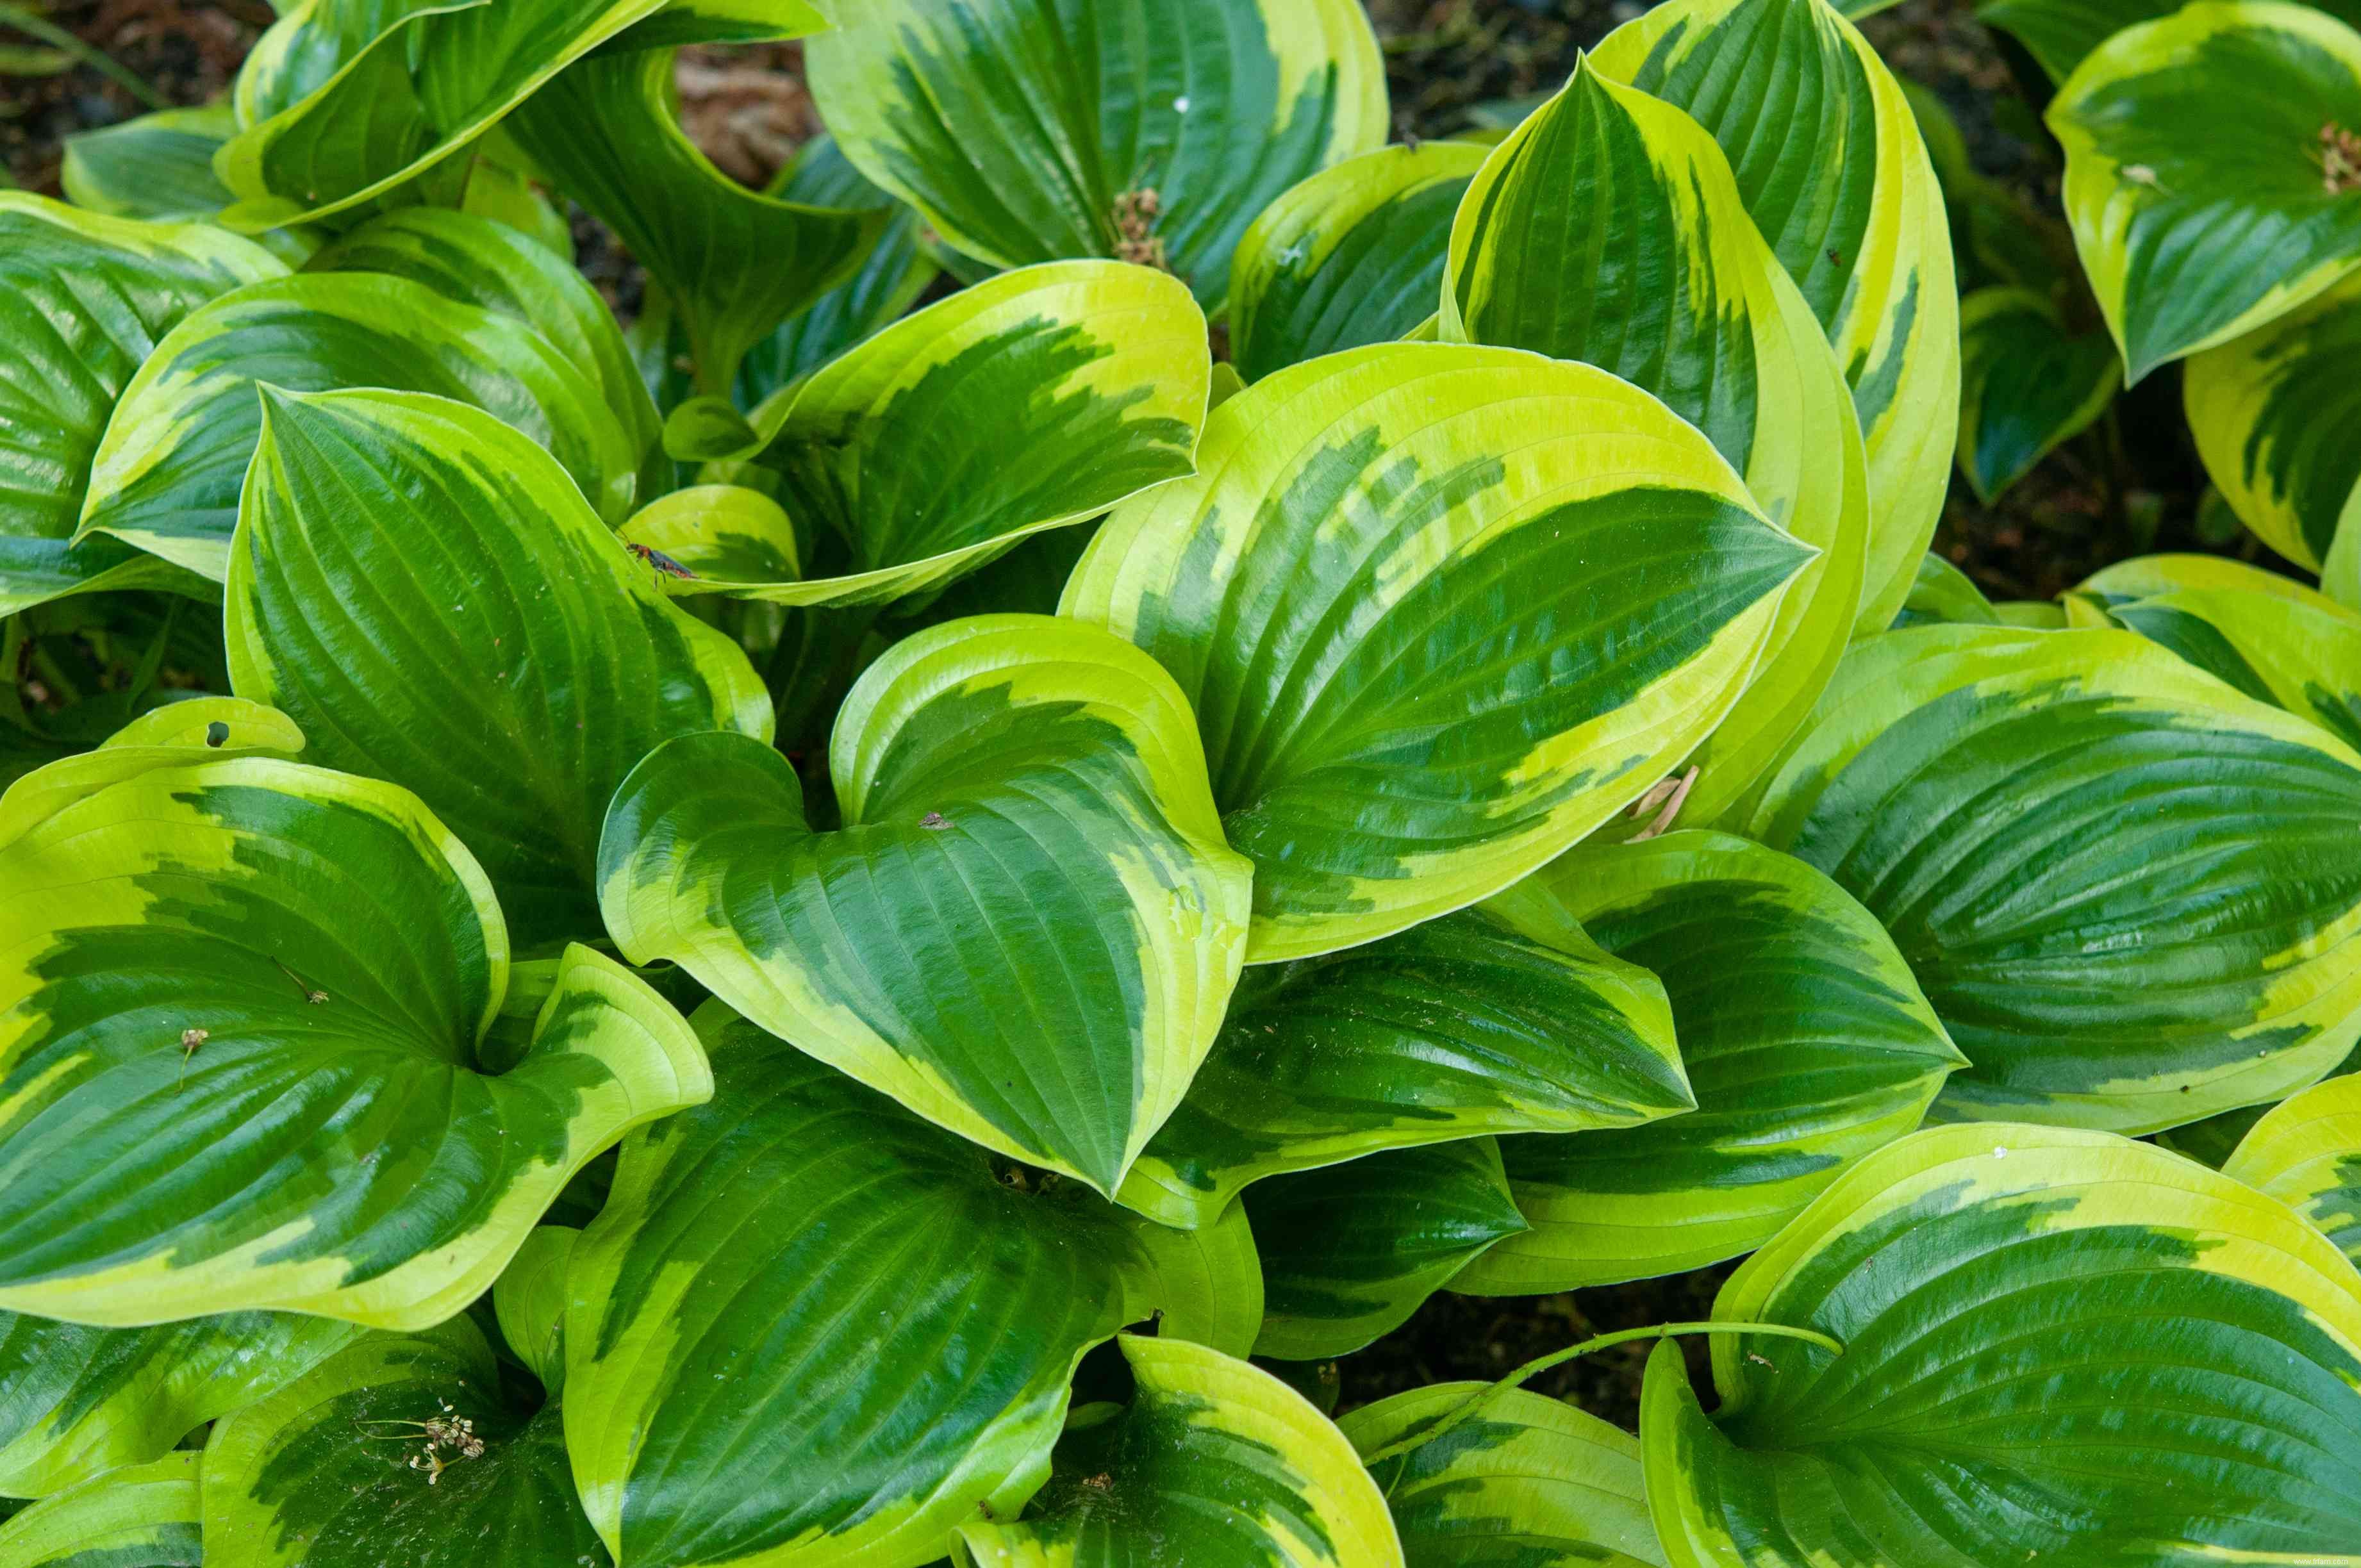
[{"left": 0, "top": 0, "right": 2261, "bottom": 1426}]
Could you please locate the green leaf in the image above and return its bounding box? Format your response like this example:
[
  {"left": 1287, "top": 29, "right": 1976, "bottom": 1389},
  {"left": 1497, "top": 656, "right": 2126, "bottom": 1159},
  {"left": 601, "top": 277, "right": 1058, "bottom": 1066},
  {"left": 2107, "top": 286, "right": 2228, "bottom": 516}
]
[
  {"left": 1061, "top": 342, "right": 1814, "bottom": 962},
  {"left": 0, "top": 194, "right": 284, "bottom": 615},
  {"left": 503, "top": 45, "right": 889, "bottom": 397},
  {"left": 78, "top": 272, "right": 640, "bottom": 581},
  {"left": 1593, "top": 0, "right": 1961, "bottom": 634},
  {"left": 307, "top": 207, "right": 663, "bottom": 491},
  {"left": 2225, "top": 1071, "right": 2361, "bottom": 1262},
  {"left": 1442, "top": 60, "right": 1869, "bottom": 826},
  {"left": 0, "top": 727, "right": 711, "bottom": 1328},
  {"left": 1641, "top": 1123, "right": 2361, "bottom": 1565},
  {"left": 735, "top": 133, "right": 941, "bottom": 408},
  {"left": 618, "top": 483, "right": 802, "bottom": 593},
  {"left": 560, "top": 1005, "right": 1248, "bottom": 1568},
  {"left": 806, "top": 0, "right": 1388, "bottom": 307},
  {"left": 2185, "top": 269, "right": 2361, "bottom": 574},
  {"left": 1229, "top": 142, "right": 1487, "bottom": 383},
  {"left": 0, "top": 1451, "right": 202, "bottom": 1568},
  {"left": 600, "top": 0, "right": 829, "bottom": 51},
  {"left": 1890, "top": 551, "right": 2003, "bottom": 629},
  {"left": 1981, "top": 0, "right": 2361, "bottom": 81},
  {"left": 215, "top": 0, "right": 667, "bottom": 231},
  {"left": 2069, "top": 552, "right": 2361, "bottom": 749},
  {"left": 1459, "top": 831, "right": 1961, "bottom": 1294},
  {"left": 1743, "top": 623, "right": 2361, "bottom": 1134},
  {"left": 721, "top": 260, "right": 1211, "bottom": 607},
  {"left": 599, "top": 614, "right": 1250, "bottom": 1196},
  {"left": 60, "top": 104, "right": 238, "bottom": 221},
  {"left": 1118, "top": 902, "right": 1690, "bottom": 1230},
  {"left": 226, "top": 388, "right": 770, "bottom": 953},
  {"left": 2049, "top": 0, "right": 2361, "bottom": 381},
  {"left": 1247, "top": 1140, "right": 1527, "bottom": 1360},
  {"left": 1340, "top": 1385, "right": 1666, "bottom": 1568},
  {"left": 0, "top": 1310, "right": 361, "bottom": 1498},
  {"left": 954, "top": 1334, "right": 1404, "bottom": 1568},
  {"left": 491, "top": 1226, "right": 576, "bottom": 1396},
  {"left": 1955, "top": 286, "right": 2121, "bottom": 504},
  {"left": 203, "top": 1319, "right": 608, "bottom": 1568}
]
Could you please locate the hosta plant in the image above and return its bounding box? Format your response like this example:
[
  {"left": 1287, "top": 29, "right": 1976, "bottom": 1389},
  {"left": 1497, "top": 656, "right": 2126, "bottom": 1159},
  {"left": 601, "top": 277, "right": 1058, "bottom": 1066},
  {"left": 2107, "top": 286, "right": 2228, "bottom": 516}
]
[{"left": 7, "top": 0, "right": 2361, "bottom": 1565}]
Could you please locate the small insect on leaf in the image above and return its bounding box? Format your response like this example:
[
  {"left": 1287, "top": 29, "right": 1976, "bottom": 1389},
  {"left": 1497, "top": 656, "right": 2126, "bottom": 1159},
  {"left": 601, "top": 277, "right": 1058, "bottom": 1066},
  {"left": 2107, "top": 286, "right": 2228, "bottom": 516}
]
[
  {"left": 624, "top": 541, "right": 697, "bottom": 581},
  {"left": 920, "top": 811, "right": 950, "bottom": 830}
]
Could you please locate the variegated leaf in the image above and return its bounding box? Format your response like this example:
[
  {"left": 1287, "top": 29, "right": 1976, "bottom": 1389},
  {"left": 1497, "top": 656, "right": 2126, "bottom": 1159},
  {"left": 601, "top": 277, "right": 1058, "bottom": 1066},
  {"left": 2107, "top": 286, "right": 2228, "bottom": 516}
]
[
  {"left": 1061, "top": 342, "right": 1813, "bottom": 961},
  {"left": 0, "top": 1451, "right": 201, "bottom": 1568},
  {"left": 1955, "top": 286, "right": 2121, "bottom": 503}
]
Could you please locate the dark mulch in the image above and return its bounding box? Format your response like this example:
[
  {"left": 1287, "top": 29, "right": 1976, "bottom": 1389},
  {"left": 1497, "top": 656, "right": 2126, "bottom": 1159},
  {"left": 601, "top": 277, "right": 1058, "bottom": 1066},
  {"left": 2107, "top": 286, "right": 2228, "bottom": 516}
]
[{"left": 1, "top": 0, "right": 2267, "bottom": 1430}]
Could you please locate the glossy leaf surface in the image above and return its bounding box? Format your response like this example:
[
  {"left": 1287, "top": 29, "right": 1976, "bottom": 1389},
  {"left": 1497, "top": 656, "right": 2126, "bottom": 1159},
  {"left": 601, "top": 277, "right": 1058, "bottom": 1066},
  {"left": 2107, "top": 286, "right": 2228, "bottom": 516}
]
[
  {"left": 1229, "top": 142, "right": 1486, "bottom": 383},
  {"left": 1462, "top": 832, "right": 1960, "bottom": 1292},
  {"left": 1443, "top": 60, "right": 1868, "bottom": 823},
  {"left": 1062, "top": 343, "right": 1812, "bottom": 961},
  {"left": 0, "top": 729, "right": 711, "bottom": 1328},
  {"left": 0, "top": 1451, "right": 201, "bottom": 1568},
  {"left": 0, "top": 1309, "right": 361, "bottom": 1498},
  {"left": 2225, "top": 1071, "right": 2361, "bottom": 1260},
  {"left": 1343, "top": 1385, "right": 1666, "bottom": 1568},
  {"left": 1955, "top": 286, "right": 2120, "bottom": 503},
  {"left": 79, "top": 272, "right": 636, "bottom": 580},
  {"left": 2185, "top": 270, "right": 2361, "bottom": 573},
  {"left": 203, "top": 1321, "right": 606, "bottom": 1568},
  {"left": 0, "top": 194, "right": 284, "bottom": 614},
  {"left": 1593, "top": 0, "right": 1960, "bottom": 632},
  {"left": 562, "top": 1006, "right": 1245, "bottom": 1568},
  {"left": 1248, "top": 1139, "right": 1527, "bottom": 1360},
  {"left": 722, "top": 261, "right": 1209, "bottom": 606},
  {"left": 600, "top": 615, "right": 1250, "bottom": 1195},
  {"left": 1120, "top": 904, "right": 1688, "bottom": 1230},
  {"left": 2050, "top": 0, "right": 2361, "bottom": 380},
  {"left": 1744, "top": 623, "right": 2361, "bottom": 1134},
  {"left": 1643, "top": 1123, "right": 2361, "bottom": 1565},
  {"left": 808, "top": 0, "right": 1388, "bottom": 308},
  {"left": 504, "top": 45, "right": 888, "bottom": 396},
  {"left": 226, "top": 388, "right": 769, "bottom": 953},
  {"left": 954, "top": 1335, "right": 1404, "bottom": 1568}
]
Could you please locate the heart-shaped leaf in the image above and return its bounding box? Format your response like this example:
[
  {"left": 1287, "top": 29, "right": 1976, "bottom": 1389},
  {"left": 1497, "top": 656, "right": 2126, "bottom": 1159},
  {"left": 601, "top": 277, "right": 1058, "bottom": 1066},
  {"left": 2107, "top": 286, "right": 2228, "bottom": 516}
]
[
  {"left": 1061, "top": 342, "right": 1814, "bottom": 961},
  {"left": 2185, "top": 270, "right": 2361, "bottom": 574},
  {"left": 1743, "top": 623, "right": 2361, "bottom": 1133},
  {"left": 224, "top": 386, "right": 769, "bottom": 953},
  {"left": 216, "top": 0, "right": 665, "bottom": 231},
  {"left": 0, "top": 1451, "right": 201, "bottom": 1568},
  {"left": 504, "top": 44, "right": 888, "bottom": 397},
  {"left": 0, "top": 726, "right": 711, "bottom": 1328},
  {"left": 617, "top": 484, "right": 801, "bottom": 593},
  {"left": 718, "top": 260, "right": 1211, "bottom": 607},
  {"left": 2069, "top": 552, "right": 2361, "bottom": 749},
  {"left": 954, "top": 1334, "right": 1404, "bottom": 1568},
  {"left": 79, "top": 272, "right": 638, "bottom": 581},
  {"left": 1341, "top": 1385, "right": 1666, "bottom": 1568},
  {"left": 561, "top": 1005, "right": 1255, "bottom": 1568},
  {"left": 1443, "top": 60, "right": 1870, "bottom": 824},
  {"left": 1459, "top": 831, "right": 1961, "bottom": 1294},
  {"left": 1120, "top": 903, "right": 1689, "bottom": 1230},
  {"left": 1247, "top": 1140, "right": 1527, "bottom": 1360},
  {"left": 0, "top": 1309, "right": 362, "bottom": 1498},
  {"left": 806, "top": 0, "right": 1388, "bottom": 307},
  {"left": 1229, "top": 142, "right": 1487, "bottom": 383},
  {"left": 0, "top": 194, "right": 285, "bottom": 615},
  {"left": 2050, "top": 0, "right": 2361, "bottom": 381},
  {"left": 203, "top": 1319, "right": 606, "bottom": 1568},
  {"left": 2225, "top": 1071, "right": 2361, "bottom": 1259},
  {"left": 736, "top": 133, "right": 941, "bottom": 408},
  {"left": 1642, "top": 1123, "right": 2361, "bottom": 1564},
  {"left": 308, "top": 208, "right": 664, "bottom": 488},
  {"left": 1956, "top": 286, "right": 2121, "bottom": 503},
  {"left": 600, "top": 613, "right": 1250, "bottom": 1195},
  {"left": 1595, "top": 0, "right": 1962, "bottom": 631}
]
